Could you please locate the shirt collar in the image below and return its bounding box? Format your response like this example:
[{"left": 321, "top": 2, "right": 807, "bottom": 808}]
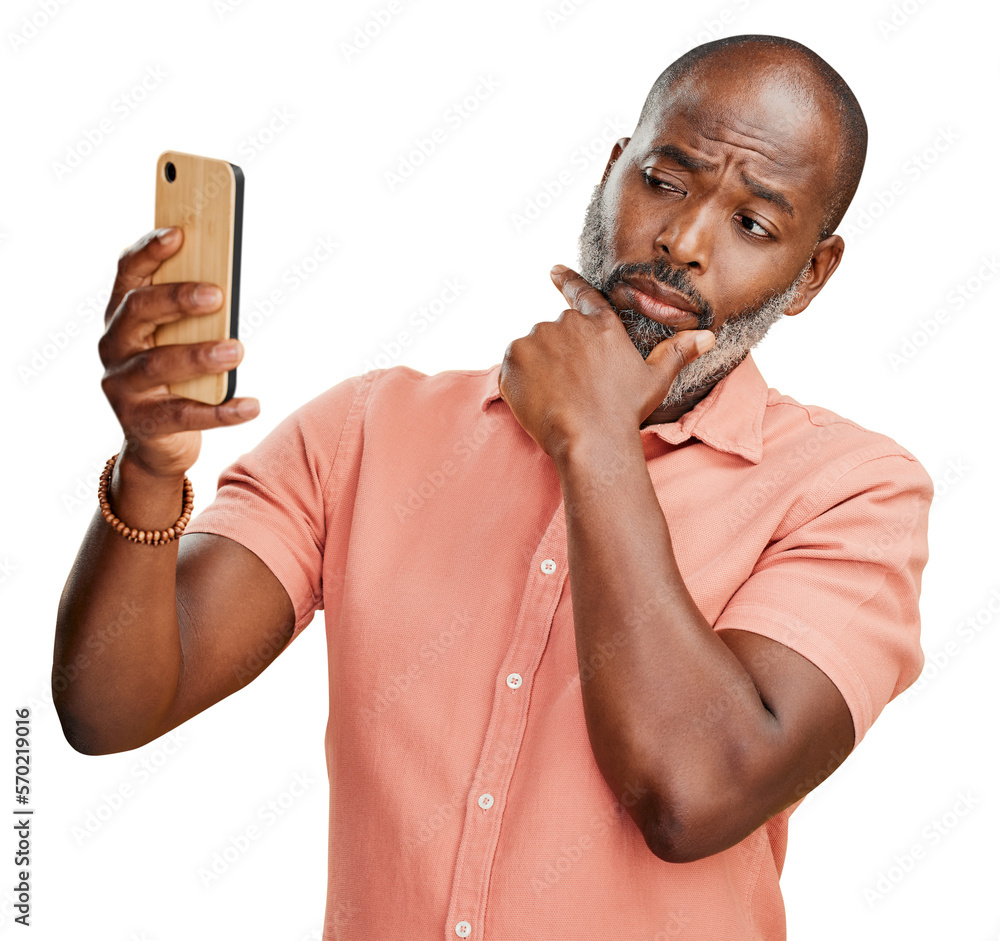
[{"left": 478, "top": 353, "right": 767, "bottom": 465}]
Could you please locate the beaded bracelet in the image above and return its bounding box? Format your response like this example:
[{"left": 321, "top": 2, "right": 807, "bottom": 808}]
[{"left": 97, "top": 453, "right": 194, "bottom": 546}]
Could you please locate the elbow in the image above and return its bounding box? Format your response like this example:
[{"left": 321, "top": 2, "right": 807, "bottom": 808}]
[
  {"left": 53, "top": 696, "right": 139, "bottom": 757},
  {"left": 640, "top": 787, "right": 740, "bottom": 864},
  {"left": 64, "top": 734, "right": 112, "bottom": 757},
  {"left": 58, "top": 722, "right": 142, "bottom": 757},
  {"left": 56, "top": 718, "right": 109, "bottom": 756},
  {"left": 644, "top": 824, "right": 714, "bottom": 865},
  {"left": 641, "top": 799, "right": 704, "bottom": 864},
  {"left": 638, "top": 737, "right": 772, "bottom": 863},
  {"left": 53, "top": 705, "right": 111, "bottom": 756},
  {"left": 52, "top": 679, "right": 99, "bottom": 755},
  {"left": 627, "top": 759, "right": 710, "bottom": 863}
]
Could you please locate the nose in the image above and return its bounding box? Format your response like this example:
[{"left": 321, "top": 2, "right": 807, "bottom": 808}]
[{"left": 654, "top": 198, "right": 712, "bottom": 270}]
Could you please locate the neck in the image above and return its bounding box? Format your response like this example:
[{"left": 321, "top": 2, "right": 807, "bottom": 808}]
[
  {"left": 641, "top": 353, "right": 750, "bottom": 427},
  {"left": 641, "top": 382, "right": 717, "bottom": 427}
]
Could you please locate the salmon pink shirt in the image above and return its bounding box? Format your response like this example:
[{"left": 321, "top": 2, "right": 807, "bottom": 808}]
[{"left": 183, "top": 353, "right": 932, "bottom": 941}]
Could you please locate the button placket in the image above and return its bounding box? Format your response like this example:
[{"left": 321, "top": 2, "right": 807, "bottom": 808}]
[{"left": 444, "top": 500, "right": 568, "bottom": 941}]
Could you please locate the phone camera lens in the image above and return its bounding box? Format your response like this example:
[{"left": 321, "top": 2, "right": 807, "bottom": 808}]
[{"left": 165, "top": 161, "right": 176, "bottom": 183}]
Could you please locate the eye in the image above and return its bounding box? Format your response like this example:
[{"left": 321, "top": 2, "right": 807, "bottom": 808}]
[
  {"left": 735, "top": 214, "right": 772, "bottom": 239},
  {"left": 642, "top": 169, "right": 684, "bottom": 194}
]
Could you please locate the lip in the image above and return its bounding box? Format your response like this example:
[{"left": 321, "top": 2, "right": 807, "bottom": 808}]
[{"left": 617, "top": 276, "right": 702, "bottom": 328}]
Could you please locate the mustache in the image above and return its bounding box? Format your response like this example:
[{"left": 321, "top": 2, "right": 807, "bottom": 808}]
[{"left": 602, "top": 260, "right": 714, "bottom": 332}]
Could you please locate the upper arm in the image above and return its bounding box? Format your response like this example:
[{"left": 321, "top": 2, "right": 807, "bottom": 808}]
[
  {"left": 146, "top": 373, "right": 371, "bottom": 740},
  {"left": 670, "top": 454, "right": 931, "bottom": 857},
  {"left": 150, "top": 532, "right": 297, "bottom": 738},
  {"left": 711, "top": 453, "right": 931, "bottom": 747},
  {"left": 716, "top": 627, "right": 855, "bottom": 817}
]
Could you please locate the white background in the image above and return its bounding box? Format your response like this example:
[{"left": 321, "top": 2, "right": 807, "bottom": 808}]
[{"left": 2, "top": 0, "right": 998, "bottom": 938}]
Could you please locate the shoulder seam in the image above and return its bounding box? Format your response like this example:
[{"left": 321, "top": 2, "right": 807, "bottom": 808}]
[
  {"left": 765, "top": 396, "right": 922, "bottom": 464},
  {"left": 319, "top": 368, "right": 379, "bottom": 503},
  {"left": 370, "top": 364, "right": 498, "bottom": 382},
  {"left": 765, "top": 395, "right": 869, "bottom": 433},
  {"left": 781, "top": 451, "right": 932, "bottom": 535}
]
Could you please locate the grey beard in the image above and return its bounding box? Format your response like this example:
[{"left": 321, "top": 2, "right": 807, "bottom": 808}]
[{"left": 577, "top": 182, "right": 811, "bottom": 410}]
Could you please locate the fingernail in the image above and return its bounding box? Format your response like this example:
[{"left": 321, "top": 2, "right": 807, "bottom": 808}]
[
  {"left": 550, "top": 264, "right": 568, "bottom": 275},
  {"left": 195, "top": 284, "right": 223, "bottom": 305},
  {"left": 155, "top": 227, "right": 176, "bottom": 242},
  {"left": 212, "top": 340, "right": 241, "bottom": 362},
  {"left": 695, "top": 331, "right": 715, "bottom": 354},
  {"left": 235, "top": 398, "right": 259, "bottom": 417}
]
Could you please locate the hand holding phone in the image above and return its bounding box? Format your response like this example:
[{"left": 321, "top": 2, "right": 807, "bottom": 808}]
[{"left": 98, "top": 227, "right": 259, "bottom": 482}]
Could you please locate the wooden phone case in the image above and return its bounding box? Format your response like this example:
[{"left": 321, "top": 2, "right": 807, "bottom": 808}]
[{"left": 151, "top": 150, "right": 244, "bottom": 405}]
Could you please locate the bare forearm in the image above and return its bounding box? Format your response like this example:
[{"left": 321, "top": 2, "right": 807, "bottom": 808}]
[
  {"left": 54, "top": 446, "right": 186, "bottom": 754},
  {"left": 555, "top": 430, "right": 777, "bottom": 856}
]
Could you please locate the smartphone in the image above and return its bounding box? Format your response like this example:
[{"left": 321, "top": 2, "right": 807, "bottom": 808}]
[{"left": 151, "top": 150, "right": 244, "bottom": 405}]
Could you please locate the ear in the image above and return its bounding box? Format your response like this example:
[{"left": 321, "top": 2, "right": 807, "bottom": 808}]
[
  {"left": 600, "top": 138, "right": 630, "bottom": 185},
  {"left": 783, "top": 234, "right": 844, "bottom": 317}
]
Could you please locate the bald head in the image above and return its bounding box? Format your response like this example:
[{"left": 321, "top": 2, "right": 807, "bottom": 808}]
[{"left": 635, "top": 35, "right": 867, "bottom": 239}]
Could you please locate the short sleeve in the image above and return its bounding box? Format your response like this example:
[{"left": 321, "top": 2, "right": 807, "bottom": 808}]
[
  {"left": 714, "top": 453, "right": 933, "bottom": 749},
  {"left": 182, "top": 372, "right": 370, "bottom": 641}
]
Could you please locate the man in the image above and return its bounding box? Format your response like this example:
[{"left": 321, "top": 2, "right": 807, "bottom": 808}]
[{"left": 55, "top": 34, "right": 931, "bottom": 941}]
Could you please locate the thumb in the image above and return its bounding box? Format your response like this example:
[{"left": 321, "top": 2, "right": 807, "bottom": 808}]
[{"left": 645, "top": 329, "right": 716, "bottom": 385}]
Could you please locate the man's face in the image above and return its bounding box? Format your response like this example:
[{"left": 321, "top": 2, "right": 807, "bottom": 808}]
[{"left": 577, "top": 57, "right": 840, "bottom": 410}]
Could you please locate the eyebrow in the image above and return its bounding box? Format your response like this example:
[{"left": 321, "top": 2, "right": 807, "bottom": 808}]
[
  {"left": 738, "top": 170, "right": 795, "bottom": 218},
  {"left": 649, "top": 144, "right": 714, "bottom": 172},
  {"left": 647, "top": 144, "right": 796, "bottom": 219}
]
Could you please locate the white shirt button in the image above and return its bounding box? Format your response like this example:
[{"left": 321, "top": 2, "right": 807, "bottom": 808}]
[
  {"left": 540, "top": 558, "right": 557, "bottom": 575},
  {"left": 506, "top": 673, "right": 522, "bottom": 690},
  {"left": 478, "top": 793, "right": 494, "bottom": 810},
  {"left": 455, "top": 921, "right": 472, "bottom": 937}
]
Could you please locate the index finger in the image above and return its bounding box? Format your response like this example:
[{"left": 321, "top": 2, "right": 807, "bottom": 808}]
[
  {"left": 107, "top": 227, "right": 183, "bottom": 324},
  {"left": 549, "top": 264, "right": 613, "bottom": 317}
]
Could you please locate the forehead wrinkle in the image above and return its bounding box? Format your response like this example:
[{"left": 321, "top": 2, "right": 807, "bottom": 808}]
[
  {"left": 666, "top": 62, "right": 826, "bottom": 166},
  {"left": 695, "top": 127, "right": 787, "bottom": 169},
  {"left": 661, "top": 127, "right": 807, "bottom": 192},
  {"left": 684, "top": 106, "right": 818, "bottom": 169},
  {"left": 646, "top": 130, "right": 802, "bottom": 220}
]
